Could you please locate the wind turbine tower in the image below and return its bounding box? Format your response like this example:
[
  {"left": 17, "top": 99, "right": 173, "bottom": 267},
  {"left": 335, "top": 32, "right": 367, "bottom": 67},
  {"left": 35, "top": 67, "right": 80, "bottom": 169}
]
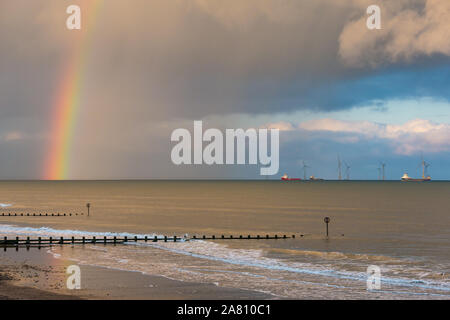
[
  {"left": 344, "top": 161, "right": 351, "bottom": 180},
  {"left": 380, "top": 162, "right": 386, "bottom": 180},
  {"left": 419, "top": 154, "right": 430, "bottom": 179},
  {"left": 301, "top": 161, "right": 310, "bottom": 180},
  {"left": 337, "top": 155, "right": 342, "bottom": 180}
]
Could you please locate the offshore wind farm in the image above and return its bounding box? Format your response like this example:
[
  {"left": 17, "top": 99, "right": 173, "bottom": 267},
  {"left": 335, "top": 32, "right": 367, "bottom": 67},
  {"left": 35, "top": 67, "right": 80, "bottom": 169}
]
[{"left": 281, "top": 155, "right": 433, "bottom": 182}]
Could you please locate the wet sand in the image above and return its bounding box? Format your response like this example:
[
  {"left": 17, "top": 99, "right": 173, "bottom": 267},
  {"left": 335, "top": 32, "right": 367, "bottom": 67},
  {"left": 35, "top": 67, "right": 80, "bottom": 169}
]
[{"left": 0, "top": 247, "right": 272, "bottom": 300}]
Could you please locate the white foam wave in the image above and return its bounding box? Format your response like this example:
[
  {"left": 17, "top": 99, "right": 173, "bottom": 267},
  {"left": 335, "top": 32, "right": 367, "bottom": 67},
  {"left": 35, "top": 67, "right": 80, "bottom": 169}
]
[
  {"left": 131, "top": 241, "right": 450, "bottom": 293},
  {"left": 0, "top": 223, "right": 162, "bottom": 239},
  {"left": 2, "top": 223, "right": 449, "bottom": 296}
]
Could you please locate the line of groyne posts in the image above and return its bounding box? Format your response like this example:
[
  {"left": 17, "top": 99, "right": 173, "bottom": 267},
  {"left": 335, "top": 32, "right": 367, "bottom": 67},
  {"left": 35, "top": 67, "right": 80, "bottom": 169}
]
[
  {"left": 0, "top": 234, "right": 300, "bottom": 250},
  {"left": 1, "top": 212, "right": 82, "bottom": 217},
  {"left": 1, "top": 206, "right": 334, "bottom": 249}
]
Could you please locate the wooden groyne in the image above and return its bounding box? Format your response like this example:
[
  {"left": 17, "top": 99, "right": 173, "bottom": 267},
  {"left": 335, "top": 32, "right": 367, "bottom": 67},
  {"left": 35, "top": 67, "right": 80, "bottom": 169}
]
[
  {"left": 0, "top": 234, "right": 296, "bottom": 249},
  {"left": 0, "top": 212, "right": 83, "bottom": 217}
]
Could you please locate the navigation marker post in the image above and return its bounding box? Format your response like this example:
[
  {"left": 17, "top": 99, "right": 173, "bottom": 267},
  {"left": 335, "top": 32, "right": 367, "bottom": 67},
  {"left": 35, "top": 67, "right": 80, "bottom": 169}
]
[{"left": 324, "top": 217, "right": 331, "bottom": 237}]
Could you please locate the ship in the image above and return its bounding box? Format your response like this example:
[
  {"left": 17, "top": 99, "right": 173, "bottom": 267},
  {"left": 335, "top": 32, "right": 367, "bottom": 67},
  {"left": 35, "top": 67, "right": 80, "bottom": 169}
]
[
  {"left": 281, "top": 174, "right": 301, "bottom": 181},
  {"left": 401, "top": 155, "right": 431, "bottom": 182},
  {"left": 309, "top": 175, "right": 324, "bottom": 181},
  {"left": 401, "top": 172, "right": 431, "bottom": 182}
]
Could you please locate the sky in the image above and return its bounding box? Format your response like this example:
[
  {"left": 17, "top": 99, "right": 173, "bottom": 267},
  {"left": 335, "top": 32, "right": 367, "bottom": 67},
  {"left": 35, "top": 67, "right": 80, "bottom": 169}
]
[{"left": 0, "top": 0, "right": 449, "bottom": 180}]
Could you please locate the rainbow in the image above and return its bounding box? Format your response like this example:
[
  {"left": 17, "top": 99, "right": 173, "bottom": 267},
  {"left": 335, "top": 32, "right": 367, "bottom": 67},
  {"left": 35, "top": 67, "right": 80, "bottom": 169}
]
[{"left": 44, "top": 0, "right": 103, "bottom": 180}]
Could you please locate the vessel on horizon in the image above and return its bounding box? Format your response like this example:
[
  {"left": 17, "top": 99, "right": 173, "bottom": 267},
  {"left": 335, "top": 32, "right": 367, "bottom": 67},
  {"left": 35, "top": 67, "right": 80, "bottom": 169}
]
[
  {"left": 281, "top": 174, "right": 301, "bottom": 181},
  {"left": 401, "top": 172, "right": 431, "bottom": 182},
  {"left": 401, "top": 155, "right": 431, "bottom": 182}
]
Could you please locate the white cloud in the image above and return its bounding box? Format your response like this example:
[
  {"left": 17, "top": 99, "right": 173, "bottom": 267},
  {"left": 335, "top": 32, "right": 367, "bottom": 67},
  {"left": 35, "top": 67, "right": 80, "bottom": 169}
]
[
  {"left": 266, "top": 118, "right": 450, "bottom": 155},
  {"left": 260, "top": 121, "right": 295, "bottom": 131}
]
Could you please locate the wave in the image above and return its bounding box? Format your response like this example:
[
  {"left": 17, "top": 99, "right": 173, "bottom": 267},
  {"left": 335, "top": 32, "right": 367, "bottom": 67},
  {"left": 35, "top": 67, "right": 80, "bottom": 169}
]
[
  {"left": 136, "top": 241, "right": 450, "bottom": 293},
  {"left": 0, "top": 203, "right": 12, "bottom": 208},
  {"left": 268, "top": 248, "right": 405, "bottom": 263},
  {"left": 0, "top": 223, "right": 186, "bottom": 240},
  {"left": 2, "top": 223, "right": 449, "bottom": 297}
]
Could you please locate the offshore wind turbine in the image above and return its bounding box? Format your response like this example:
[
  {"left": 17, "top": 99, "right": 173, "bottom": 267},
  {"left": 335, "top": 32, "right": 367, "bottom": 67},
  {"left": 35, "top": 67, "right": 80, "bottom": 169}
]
[
  {"left": 344, "top": 161, "right": 351, "bottom": 180},
  {"left": 380, "top": 162, "right": 386, "bottom": 180},
  {"left": 337, "top": 155, "right": 342, "bottom": 180},
  {"left": 418, "top": 154, "right": 430, "bottom": 179},
  {"left": 424, "top": 162, "right": 430, "bottom": 177},
  {"left": 301, "top": 160, "right": 310, "bottom": 180}
]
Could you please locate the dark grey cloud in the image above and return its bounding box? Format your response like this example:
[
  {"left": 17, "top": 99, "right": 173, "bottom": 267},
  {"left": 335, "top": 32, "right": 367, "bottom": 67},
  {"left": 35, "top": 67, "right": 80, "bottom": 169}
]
[{"left": 0, "top": 0, "right": 449, "bottom": 178}]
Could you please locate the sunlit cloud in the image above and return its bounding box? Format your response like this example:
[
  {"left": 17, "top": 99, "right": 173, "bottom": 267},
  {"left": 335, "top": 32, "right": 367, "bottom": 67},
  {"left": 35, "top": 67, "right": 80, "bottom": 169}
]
[{"left": 265, "top": 118, "right": 450, "bottom": 155}]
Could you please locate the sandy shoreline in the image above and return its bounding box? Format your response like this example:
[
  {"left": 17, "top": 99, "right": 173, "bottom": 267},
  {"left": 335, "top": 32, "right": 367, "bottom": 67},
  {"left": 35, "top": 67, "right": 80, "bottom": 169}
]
[{"left": 0, "top": 247, "right": 272, "bottom": 300}]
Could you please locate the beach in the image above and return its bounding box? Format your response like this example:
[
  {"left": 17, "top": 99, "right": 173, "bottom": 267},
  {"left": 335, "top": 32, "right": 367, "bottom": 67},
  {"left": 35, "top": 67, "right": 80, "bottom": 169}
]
[
  {"left": 0, "top": 180, "right": 449, "bottom": 299},
  {"left": 0, "top": 247, "right": 271, "bottom": 300}
]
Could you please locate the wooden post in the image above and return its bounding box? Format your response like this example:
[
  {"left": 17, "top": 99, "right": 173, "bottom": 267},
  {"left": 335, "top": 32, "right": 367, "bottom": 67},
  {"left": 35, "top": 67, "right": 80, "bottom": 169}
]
[
  {"left": 93, "top": 236, "right": 96, "bottom": 244},
  {"left": 164, "top": 236, "right": 167, "bottom": 242},
  {"left": 124, "top": 236, "right": 127, "bottom": 242},
  {"left": 104, "top": 236, "right": 107, "bottom": 244},
  {"left": 174, "top": 236, "right": 177, "bottom": 242},
  {"left": 82, "top": 236, "right": 85, "bottom": 244},
  {"left": 86, "top": 203, "right": 91, "bottom": 217},
  {"left": 113, "top": 236, "right": 117, "bottom": 244},
  {"left": 49, "top": 237, "right": 52, "bottom": 244},
  {"left": 72, "top": 236, "right": 75, "bottom": 244},
  {"left": 324, "top": 217, "right": 330, "bottom": 237}
]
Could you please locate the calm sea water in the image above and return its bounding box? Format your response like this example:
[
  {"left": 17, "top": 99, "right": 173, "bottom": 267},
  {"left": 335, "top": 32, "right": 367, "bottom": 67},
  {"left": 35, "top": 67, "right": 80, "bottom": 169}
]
[{"left": 0, "top": 180, "right": 449, "bottom": 299}]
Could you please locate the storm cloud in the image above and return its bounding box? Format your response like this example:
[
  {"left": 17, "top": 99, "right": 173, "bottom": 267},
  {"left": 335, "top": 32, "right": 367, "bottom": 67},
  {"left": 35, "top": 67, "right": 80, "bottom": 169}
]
[{"left": 0, "top": 0, "right": 449, "bottom": 178}]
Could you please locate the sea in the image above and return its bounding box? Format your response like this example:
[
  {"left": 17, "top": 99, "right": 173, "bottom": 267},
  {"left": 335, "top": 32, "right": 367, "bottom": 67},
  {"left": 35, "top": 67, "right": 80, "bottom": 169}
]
[{"left": 0, "top": 180, "right": 449, "bottom": 299}]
